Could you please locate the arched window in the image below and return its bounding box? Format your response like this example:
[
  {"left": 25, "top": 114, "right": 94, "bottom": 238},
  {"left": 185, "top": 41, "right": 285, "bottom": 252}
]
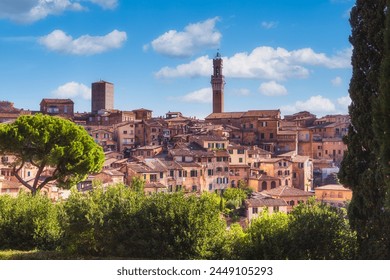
[
  {"left": 271, "top": 181, "right": 276, "bottom": 189},
  {"left": 262, "top": 181, "right": 267, "bottom": 191}
]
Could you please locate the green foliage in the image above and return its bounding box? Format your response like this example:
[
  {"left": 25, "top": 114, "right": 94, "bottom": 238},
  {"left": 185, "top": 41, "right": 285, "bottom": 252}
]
[
  {"left": 222, "top": 187, "right": 247, "bottom": 208},
  {"left": 339, "top": 0, "right": 390, "bottom": 258},
  {"left": 215, "top": 223, "right": 248, "bottom": 260},
  {"left": 287, "top": 200, "right": 357, "bottom": 259},
  {"left": 0, "top": 192, "right": 62, "bottom": 251},
  {"left": 0, "top": 188, "right": 361, "bottom": 259},
  {"left": 0, "top": 114, "right": 104, "bottom": 194},
  {"left": 60, "top": 184, "right": 144, "bottom": 256},
  {"left": 60, "top": 186, "right": 225, "bottom": 259},
  {"left": 242, "top": 200, "right": 357, "bottom": 260},
  {"left": 129, "top": 176, "right": 145, "bottom": 194},
  {"left": 244, "top": 210, "right": 290, "bottom": 260}
]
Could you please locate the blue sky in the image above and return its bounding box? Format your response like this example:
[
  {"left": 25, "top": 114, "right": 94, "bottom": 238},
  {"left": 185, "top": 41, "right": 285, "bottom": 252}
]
[{"left": 0, "top": 0, "right": 353, "bottom": 118}]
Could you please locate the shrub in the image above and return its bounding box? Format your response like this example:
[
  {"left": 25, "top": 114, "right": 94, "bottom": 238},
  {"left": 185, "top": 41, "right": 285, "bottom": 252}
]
[{"left": 0, "top": 192, "right": 62, "bottom": 250}]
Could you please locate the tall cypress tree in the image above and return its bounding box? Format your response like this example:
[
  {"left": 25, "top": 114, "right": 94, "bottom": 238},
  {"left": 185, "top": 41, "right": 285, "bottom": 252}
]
[
  {"left": 339, "top": 0, "right": 389, "bottom": 259},
  {"left": 376, "top": 1, "right": 390, "bottom": 209}
]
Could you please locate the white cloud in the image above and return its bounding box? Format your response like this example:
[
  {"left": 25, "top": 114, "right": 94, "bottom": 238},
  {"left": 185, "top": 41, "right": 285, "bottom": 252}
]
[
  {"left": 281, "top": 95, "right": 336, "bottom": 115},
  {"left": 179, "top": 88, "right": 212, "bottom": 103},
  {"left": 88, "top": 0, "right": 117, "bottom": 9},
  {"left": 39, "top": 29, "right": 127, "bottom": 55},
  {"left": 155, "top": 55, "right": 211, "bottom": 78},
  {"left": 259, "top": 81, "right": 287, "bottom": 96},
  {"left": 52, "top": 82, "right": 91, "bottom": 100},
  {"left": 156, "top": 46, "right": 351, "bottom": 80},
  {"left": 0, "top": 0, "right": 117, "bottom": 23},
  {"left": 289, "top": 47, "right": 351, "bottom": 68},
  {"left": 337, "top": 95, "right": 351, "bottom": 108},
  {"left": 151, "top": 17, "right": 221, "bottom": 58},
  {"left": 261, "top": 21, "right": 278, "bottom": 29},
  {"left": 331, "top": 76, "right": 343, "bottom": 86}
]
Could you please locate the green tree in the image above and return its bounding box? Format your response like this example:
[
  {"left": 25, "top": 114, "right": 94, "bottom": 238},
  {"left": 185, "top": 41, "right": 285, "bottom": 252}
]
[
  {"left": 338, "top": 0, "right": 388, "bottom": 258},
  {"left": 287, "top": 200, "right": 357, "bottom": 260},
  {"left": 0, "top": 192, "right": 62, "bottom": 251},
  {"left": 0, "top": 114, "right": 104, "bottom": 195},
  {"left": 244, "top": 210, "right": 290, "bottom": 260},
  {"left": 60, "top": 184, "right": 144, "bottom": 256},
  {"left": 133, "top": 192, "right": 226, "bottom": 259}
]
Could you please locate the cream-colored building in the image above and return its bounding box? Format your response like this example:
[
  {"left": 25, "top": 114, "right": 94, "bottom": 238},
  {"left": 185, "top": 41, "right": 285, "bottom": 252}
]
[{"left": 315, "top": 184, "right": 352, "bottom": 208}]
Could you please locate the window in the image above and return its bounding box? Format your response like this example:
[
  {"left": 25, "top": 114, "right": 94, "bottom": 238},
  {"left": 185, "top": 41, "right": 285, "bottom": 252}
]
[
  {"left": 224, "top": 167, "right": 229, "bottom": 172},
  {"left": 273, "top": 206, "right": 279, "bottom": 212},
  {"left": 262, "top": 181, "right": 267, "bottom": 191},
  {"left": 150, "top": 174, "right": 157, "bottom": 182},
  {"left": 192, "top": 185, "right": 197, "bottom": 192},
  {"left": 160, "top": 172, "right": 164, "bottom": 179},
  {"left": 183, "top": 170, "right": 187, "bottom": 177},
  {"left": 252, "top": 207, "right": 258, "bottom": 214},
  {"left": 208, "top": 169, "right": 214, "bottom": 176},
  {"left": 237, "top": 149, "right": 245, "bottom": 154},
  {"left": 170, "top": 170, "right": 174, "bottom": 177},
  {"left": 209, "top": 184, "right": 213, "bottom": 191},
  {"left": 270, "top": 133, "right": 274, "bottom": 139},
  {"left": 123, "top": 130, "right": 128, "bottom": 134},
  {"left": 271, "top": 181, "right": 276, "bottom": 189},
  {"left": 216, "top": 167, "right": 222, "bottom": 172},
  {"left": 239, "top": 158, "right": 243, "bottom": 163},
  {"left": 190, "top": 170, "right": 198, "bottom": 177},
  {"left": 260, "top": 133, "right": 265, "bottom": 139},
  {"left": 178, "top": 170, "right": 182, "bottom": 177}
]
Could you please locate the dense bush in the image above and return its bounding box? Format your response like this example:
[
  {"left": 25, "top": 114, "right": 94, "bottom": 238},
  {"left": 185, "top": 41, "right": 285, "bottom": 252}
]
[
  {"left": 0, "top": 192, "right": 62, "bottom": 250},
  {"left": 0, "top": 187, "right": 358, "bottom": 259},
  {"left": 60, "top": 185, "right": 226, "bottom": 259},
  {"left": 59, "top": 184, "right": 144, "bottom": 256},
  {"left": 286, "top": 200, "right": 357, "bottom": 259},
  {"left": 242, "top": 199, "right": 357, "bottom": 260}
]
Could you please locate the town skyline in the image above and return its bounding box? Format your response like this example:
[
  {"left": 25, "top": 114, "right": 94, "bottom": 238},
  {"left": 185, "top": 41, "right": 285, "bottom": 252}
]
[{"left": 1, "top": 0, "right": 353, "bottom": 118}]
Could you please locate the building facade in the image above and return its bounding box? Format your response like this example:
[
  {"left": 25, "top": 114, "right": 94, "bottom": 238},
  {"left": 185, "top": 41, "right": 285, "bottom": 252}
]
[{"left": 91, "top": 80, "right": 114, "bottom": 113}]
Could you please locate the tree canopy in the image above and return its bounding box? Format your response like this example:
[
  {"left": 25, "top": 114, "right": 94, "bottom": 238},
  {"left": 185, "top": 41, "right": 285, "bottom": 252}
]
[
  {"left": 0, "top": 114, "right": 104, "bottom": 195},
  {"left": 339, "top": 0, "right": 390, "bottom": 258}
]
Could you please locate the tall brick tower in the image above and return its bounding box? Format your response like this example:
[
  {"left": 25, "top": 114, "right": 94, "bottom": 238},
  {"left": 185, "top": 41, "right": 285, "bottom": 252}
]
[
  {"left": 211, "top": 52, "right": 225, "bottom": 114},
  {"left": 91, "top": 80, "right": 114, "bottom": 113}
]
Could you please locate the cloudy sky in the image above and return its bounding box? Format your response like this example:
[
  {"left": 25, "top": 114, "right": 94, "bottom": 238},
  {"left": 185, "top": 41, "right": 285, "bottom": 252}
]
[{"left": 0, "top": 0, "right": 353, "bottom": 118}]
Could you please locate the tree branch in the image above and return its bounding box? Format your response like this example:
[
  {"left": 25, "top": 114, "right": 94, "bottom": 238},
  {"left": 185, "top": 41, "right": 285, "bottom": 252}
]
[{"left": 12, "top": 165, "right": 35, "bottom": 194}]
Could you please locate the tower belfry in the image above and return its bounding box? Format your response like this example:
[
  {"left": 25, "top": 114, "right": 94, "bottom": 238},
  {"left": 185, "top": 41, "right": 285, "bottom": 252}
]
[{"left": 211, "top": 51, "right": 225, "bottom": 113}]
